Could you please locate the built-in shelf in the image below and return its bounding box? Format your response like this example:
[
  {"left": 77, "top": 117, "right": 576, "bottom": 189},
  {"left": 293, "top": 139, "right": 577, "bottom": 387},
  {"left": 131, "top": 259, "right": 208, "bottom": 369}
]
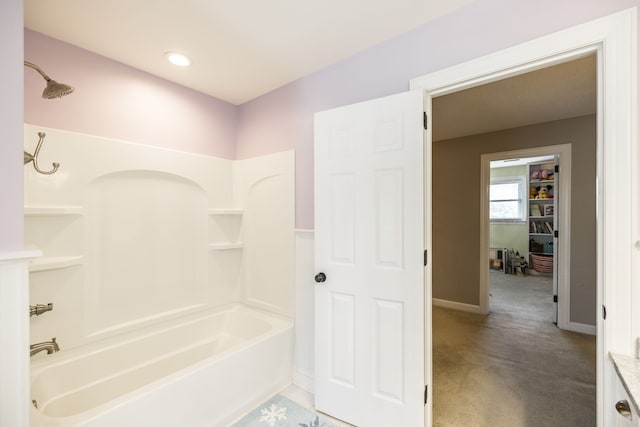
[
  {"left": 208, "top": 209, "right": 243, "bottom": 216},
  {"left": 24, "top": 206, "right": 84, "bottom": 216},
  {"left": 29, "top": 255, "right": 84, "bottom": 272},
  {"left": 528, "top": 160, "right": 556, "bottom": 275},
  {"left": 209, "top": 209, "right": 243, "bottom": 251},
  {"left": 208, "top": 243, "right": 244, "bottom": 250}
]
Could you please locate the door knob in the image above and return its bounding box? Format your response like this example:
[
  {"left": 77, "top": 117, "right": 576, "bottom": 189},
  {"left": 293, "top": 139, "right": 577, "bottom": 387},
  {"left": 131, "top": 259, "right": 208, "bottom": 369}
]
[
  {"left": 315, "top": 272, "right": 326, "bottom": 283},
  {"left": 616, "top": 400, "right": 632, "bottom": 420}
]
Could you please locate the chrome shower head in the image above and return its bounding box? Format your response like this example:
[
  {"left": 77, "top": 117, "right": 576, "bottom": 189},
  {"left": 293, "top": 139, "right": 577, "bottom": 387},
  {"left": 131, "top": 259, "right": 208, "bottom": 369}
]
[{"left": 24, "top": 60, "right": 75, "bottom": 99}]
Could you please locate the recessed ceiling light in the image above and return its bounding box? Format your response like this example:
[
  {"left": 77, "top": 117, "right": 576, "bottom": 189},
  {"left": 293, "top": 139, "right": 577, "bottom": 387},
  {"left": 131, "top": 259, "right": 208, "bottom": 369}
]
[{"left": 164, "top": 52, "right": 191, "bottom": 67}]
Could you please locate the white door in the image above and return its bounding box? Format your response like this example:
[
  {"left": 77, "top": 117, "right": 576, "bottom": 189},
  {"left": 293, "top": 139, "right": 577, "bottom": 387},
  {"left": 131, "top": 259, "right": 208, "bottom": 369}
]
[{"left": 314, "top": 90, "right": 428, "bottom": 427}]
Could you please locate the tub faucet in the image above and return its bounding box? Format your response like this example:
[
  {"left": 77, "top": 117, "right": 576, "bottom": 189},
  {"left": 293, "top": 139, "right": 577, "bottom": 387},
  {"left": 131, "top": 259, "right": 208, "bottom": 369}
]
[
  {"left": 30, "top": 337, "right": 60, "bottom": 357},
  {"left": 30, "top": 303, "right": 53, "bottom": 317}
]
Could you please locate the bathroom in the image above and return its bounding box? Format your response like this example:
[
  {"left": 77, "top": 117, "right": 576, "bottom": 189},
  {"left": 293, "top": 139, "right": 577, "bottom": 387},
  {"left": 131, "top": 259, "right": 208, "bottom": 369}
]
[
  {"left": 21, "top": 26, "right": 297, "bottom": 426},
  {"left": 2, "top": 2, "right": 640, "bottom": 427}
]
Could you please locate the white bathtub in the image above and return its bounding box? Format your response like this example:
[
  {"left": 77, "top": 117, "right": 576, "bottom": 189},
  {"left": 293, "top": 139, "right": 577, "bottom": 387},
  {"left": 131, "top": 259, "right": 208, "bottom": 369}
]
[{"left": 29, "top": 305, "right": 293, "bottom": 427}]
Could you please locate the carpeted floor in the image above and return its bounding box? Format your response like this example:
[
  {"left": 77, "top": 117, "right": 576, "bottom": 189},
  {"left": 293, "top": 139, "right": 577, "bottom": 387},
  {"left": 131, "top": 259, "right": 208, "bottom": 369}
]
[
  {"left": 433, "top": 273, "right": 596, "bottom": 427},
  {"left": 489, "top": 270, "right": 554, "bottom": 322}
]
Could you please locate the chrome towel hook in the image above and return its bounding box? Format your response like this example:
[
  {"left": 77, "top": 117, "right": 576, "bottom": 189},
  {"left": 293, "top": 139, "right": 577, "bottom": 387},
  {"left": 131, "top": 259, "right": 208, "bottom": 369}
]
[{"left": 24, "top": 132, "right": 60, "bottom": 175}]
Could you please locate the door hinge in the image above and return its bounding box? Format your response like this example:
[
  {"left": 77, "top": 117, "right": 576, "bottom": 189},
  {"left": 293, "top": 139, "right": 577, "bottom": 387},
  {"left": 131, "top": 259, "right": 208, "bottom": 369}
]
[
  {"left": 554, "top": 230, "right": 558, "bottom": 238},
  {"left": 555, "top": 165, "right": 559, "bottom": 173},
  {"left": 602, "top": 305, "right": 607, "bottom": 320},
  {"left": 424, "top": 385, "right": 428, "bottom": 405},
  {"left": 423, "top": 112, "right": 428, "bottom": 130},
  {"left": 424, "top": 250, "right": 428, "bottom": 266},
  {"left": 553, "top": 295, "right": 558, "bottom": 303}
]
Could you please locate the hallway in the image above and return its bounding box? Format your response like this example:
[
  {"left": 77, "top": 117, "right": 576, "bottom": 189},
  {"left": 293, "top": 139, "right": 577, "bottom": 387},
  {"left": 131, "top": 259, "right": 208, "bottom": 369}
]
[{"left": 433, "top": 303, "right": 596, "bottom": 426}]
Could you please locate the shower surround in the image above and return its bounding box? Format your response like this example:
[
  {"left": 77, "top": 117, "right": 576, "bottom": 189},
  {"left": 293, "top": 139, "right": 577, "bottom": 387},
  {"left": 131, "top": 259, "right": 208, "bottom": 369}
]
[{"left": 24, "top": 123, "right": 294, "bottom": 426}]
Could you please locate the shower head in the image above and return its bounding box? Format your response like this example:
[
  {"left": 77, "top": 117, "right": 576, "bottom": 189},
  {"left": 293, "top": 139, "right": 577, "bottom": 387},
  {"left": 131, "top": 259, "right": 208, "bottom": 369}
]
[
  {"left": 24, "top": 61, "right": 75, "bottom": 99},
  {"left": 41, "top": 79, "right": 75, "bottom": 99}
]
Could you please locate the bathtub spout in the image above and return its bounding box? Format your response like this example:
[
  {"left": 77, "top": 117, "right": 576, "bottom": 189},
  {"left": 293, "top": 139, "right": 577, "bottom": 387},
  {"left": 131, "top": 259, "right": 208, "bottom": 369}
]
[
  {"left": 30, "top": 303, "right": 53, "bottom": 317},
  {"left": 30, "top": 337, "right": 60, "bottom": 357}
]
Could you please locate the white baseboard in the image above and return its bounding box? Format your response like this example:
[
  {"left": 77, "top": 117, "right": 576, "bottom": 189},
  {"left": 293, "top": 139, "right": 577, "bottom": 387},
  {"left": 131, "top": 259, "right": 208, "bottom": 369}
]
[
  {"left": 293, "top": 368, "right": 314, "bottom": 393},
  {"left": 566, "top": 321, "right": 597, "bottom": 336},
  {"left": 432, "top": 298, "right": 484, "bottom": 314}
]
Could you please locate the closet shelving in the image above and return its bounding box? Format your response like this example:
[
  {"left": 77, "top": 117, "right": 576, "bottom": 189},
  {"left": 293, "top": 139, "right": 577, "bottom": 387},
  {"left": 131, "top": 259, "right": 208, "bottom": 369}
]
[{"left": 528, "top": 160, "right": 557, "bottom": 275}]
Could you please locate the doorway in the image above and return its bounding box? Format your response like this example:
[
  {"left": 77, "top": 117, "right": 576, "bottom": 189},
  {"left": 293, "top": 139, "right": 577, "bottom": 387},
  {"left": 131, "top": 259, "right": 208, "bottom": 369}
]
[
  {"left": 488, "top": 153, "right": 559, "bottom": 324},
  {"left": 429, "top": 54, "right": 597, "bottom": 424},
  {"left": 481, "top": 143, "right": 581, "bottom": 331},
  {"left": 428, "top": 54, "right": 594, "bottom": 323}
]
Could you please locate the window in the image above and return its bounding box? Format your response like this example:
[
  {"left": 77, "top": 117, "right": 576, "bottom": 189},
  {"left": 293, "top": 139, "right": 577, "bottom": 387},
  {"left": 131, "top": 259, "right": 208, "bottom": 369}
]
[{"left": 490, "top": 176, "right": 526, "bottom": 221}]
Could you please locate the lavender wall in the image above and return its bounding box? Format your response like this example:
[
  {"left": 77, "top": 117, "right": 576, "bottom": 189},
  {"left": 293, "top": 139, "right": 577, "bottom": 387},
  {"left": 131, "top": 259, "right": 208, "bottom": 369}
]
[
  {"left": 236, "top": 0, "right": 639, "bottom": 229},
  {"left": 25, "top": 30, "right": 237, "bottom": 159},
  {"left": 0, "top": 0, "right": 24, "bottom": 251},
  {"left": 21, "top": 0, "right": 639, "bottom": 231}
]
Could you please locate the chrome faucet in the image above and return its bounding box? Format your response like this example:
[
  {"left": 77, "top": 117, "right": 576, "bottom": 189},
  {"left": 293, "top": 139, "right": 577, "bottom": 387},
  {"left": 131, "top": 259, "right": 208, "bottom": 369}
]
[
  {"left": 30, "top": 303, "right": 53, "bottom": 317},
  {"left": 30, "top": 337, "right": 60, "bottom": 357}
]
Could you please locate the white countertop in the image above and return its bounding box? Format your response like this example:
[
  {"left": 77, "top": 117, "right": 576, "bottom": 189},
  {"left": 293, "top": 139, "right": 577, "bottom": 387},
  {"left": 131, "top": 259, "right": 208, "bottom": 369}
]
[{"left": 610, "top": 352, "right": 640, "bottom": 415}]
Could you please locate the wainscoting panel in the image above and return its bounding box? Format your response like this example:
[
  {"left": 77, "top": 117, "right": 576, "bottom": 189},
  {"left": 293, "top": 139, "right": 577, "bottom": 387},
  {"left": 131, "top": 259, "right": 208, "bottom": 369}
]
[{"left": 294, "top": 230, "right": 315, "bottom": 392}]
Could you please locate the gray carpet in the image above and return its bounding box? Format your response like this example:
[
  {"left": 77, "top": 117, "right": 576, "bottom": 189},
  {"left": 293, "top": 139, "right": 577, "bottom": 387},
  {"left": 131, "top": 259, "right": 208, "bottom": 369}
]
[
  {"left": 489, "top": 270, "right": 554, "bottom": 323},
  {"left": 433, "top": 305, "right": 596, "bottom": 426}
]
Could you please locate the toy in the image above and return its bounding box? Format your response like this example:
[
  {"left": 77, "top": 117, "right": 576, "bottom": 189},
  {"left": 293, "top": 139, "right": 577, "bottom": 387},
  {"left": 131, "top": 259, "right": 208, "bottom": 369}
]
[
  {"left": 540, "top": 169, "right": 554, "bottom": 180},
  {"left": 536, "top": 185, "right": 553, "bottom": 199},
  {"left": 529, "top": 187, "right": 537, "bottom": 199},
  {"left": 531, "top": 168, "right": 555, "bottom": 180}
]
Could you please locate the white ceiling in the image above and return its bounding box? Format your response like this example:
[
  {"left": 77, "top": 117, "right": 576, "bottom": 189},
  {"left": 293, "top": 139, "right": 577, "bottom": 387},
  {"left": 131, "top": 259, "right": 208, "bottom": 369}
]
[
  {"left": 24, "top": 1, "right": 596, "bottom": 137},
  {"left": 24, "top": 0, "right": 474, "bottom": 105}
]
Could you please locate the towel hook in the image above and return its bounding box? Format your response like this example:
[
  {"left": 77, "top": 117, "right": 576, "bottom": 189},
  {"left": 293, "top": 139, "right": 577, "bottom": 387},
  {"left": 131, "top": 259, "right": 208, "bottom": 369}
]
[{"left": 24, "top": 132, "right": 59, "bottom": 175}]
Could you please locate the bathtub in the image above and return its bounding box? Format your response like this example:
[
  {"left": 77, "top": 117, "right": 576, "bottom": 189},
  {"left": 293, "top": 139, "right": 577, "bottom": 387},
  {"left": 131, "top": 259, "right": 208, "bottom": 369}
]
[{"left": 29, "top": 305, "right": 293, "bottom": 427}]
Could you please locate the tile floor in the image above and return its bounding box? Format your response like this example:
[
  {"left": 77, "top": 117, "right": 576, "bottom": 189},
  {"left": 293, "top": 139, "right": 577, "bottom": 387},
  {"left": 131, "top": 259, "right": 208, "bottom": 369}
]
[{"left": 251, "top": 384, "right": 355, "bottom": 427}]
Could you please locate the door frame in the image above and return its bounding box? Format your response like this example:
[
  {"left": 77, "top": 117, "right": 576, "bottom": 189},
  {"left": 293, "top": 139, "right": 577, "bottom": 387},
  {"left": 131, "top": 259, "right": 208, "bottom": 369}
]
[
  {"left": 480, "top": 145, "right": 572, "bottom": 330},
  {"left": 410, "top": 8, "right": 637, "bottom": 426}
]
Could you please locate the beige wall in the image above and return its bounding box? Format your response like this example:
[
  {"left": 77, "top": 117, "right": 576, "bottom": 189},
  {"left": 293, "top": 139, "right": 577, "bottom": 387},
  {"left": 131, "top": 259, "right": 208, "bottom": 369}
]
[{"left": 433, "top": 114, "right": 596, "bottom": 325}]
